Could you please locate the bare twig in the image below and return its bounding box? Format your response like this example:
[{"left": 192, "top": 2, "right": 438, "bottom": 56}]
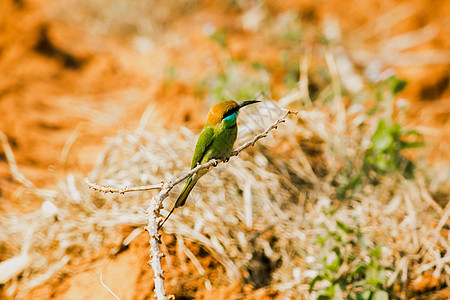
[
  {"left": 231, "top": 109, "right": 297, "bottom": 156},
  {"left": 84, "top": 178, "right": 162, "bottom": 194},
  {"left": 146, "top": 184, "right": 171, "bottom": 300}
]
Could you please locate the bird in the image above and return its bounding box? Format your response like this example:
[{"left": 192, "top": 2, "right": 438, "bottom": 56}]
[{"left": 158, "top": 100, "right": 260, "bottom": 229}]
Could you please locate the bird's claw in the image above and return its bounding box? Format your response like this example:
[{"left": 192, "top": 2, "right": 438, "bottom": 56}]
[{"left": 212, "top": 160, "right": 218, "bottom": 167}]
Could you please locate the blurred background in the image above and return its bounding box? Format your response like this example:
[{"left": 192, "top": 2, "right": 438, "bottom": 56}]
[{"left": 0, "top": 0, "right": 449, "bottom": 299}]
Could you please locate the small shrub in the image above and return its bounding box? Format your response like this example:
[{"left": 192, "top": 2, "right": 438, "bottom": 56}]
[
  {"left": 364, "top": 119, "right": 424, "bottom": 179},
  {"left": 309, "top": 220, "right": 392, "bottom": 300}
]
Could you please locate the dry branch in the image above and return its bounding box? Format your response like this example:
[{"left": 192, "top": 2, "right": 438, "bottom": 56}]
[
  {"left": 84, "top": 109, "right": 297, "bottom": 300},
  {"left": 84, "top": 178, "right": 162, "bottom": 194}
]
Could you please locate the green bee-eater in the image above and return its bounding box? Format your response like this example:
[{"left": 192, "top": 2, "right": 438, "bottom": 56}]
[{"left": 159, "top": 100, "right": 260, "bottom": 229}]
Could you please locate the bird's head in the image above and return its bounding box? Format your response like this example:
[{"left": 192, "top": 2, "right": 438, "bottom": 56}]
[{"left": 206, "top": 100, "right": 260, "bottom": 126}]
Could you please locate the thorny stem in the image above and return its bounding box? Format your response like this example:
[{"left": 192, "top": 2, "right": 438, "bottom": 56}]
[
  {"left": 84, "top": 178, "right": 162, "bottom": 194},
  {"left": 84, "top": 109, "right": 297, "bottom": 300},
  {"left": 146, "top": 184, "right": 171, "bottom": 300}
]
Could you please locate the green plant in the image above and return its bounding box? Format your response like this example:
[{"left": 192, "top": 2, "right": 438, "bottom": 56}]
[
  {"left": 386, "top": 75, "right": 408, "bottom": 96},
  {"left": 309, "top": 220, "right": 392, "bottom": 300},
  {"left": 336, "top": 74, "right": 422, "bottom": 197},
  {"left": 336, "top": 160, "right": 363, "bottom": 199},
  {"left": 363, "top": 120, "right": 424, "bottom": 179},
  {"left": 369, "top": 75, "right": 408, "bottom": 116},
  {"left": 206, "top": 27, "right": 228, "bottom": 48}
]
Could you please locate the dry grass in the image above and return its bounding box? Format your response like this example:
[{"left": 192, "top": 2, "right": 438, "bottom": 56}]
[{"left": 1, "top": 67, "right": 449, "bottom": 299}]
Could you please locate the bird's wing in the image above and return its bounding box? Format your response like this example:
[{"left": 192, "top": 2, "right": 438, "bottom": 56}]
[{"left": 191, "top": 125, "right": 215, "bottom": 169}]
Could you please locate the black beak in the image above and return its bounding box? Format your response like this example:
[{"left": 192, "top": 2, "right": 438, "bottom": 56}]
[{"left": 238, "top": 100, "right": 260, "bottom": 110}]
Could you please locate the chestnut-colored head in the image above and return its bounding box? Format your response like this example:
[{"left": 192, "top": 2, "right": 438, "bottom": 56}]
[{"left": 206, "top": 100, "right": 260, "bottom": 125}]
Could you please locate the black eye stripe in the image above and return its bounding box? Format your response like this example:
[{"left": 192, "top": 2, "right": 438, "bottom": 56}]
[{"left": 223, "top": 107, "right": 239, "bottom": 119}]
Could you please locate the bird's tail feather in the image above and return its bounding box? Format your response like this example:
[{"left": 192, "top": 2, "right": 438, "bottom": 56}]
[
  {"left": 158, "top": 176, "right": 197, "bottom": 230},
  {"left": 175, "top": 176, "right": 197, "bottom": 208}
]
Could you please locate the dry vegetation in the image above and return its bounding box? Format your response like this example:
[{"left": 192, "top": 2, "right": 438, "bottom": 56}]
[
  {"left": 0, "top": 0, "right": 449, "bottom": 299},
  {"left": 2, "top": 70, "right": 449, "bottom": 299}
]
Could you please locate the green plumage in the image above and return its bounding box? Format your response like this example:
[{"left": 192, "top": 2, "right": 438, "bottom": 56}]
[
  {"left": 175, "top": 118, "right": 238, "bottom": 207},
  {"left": 158, "top": 100, "right": 259, "bottom": 229}
]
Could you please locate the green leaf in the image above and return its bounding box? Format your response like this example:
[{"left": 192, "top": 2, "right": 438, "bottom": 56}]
[
  {"left": 389, "top": 123, "right": 402, "bottom": 138},
  {"left": 351, "top": 263, "right": 367, "bottom": 278},
  {"left": 208, "top": 29, "right": 227, "bottom": 48},
  {"left": 316, "top": 236, "right": 326, "bottom": 244},
  {"left": 336, "top": 221, "right": 351, "bottom": 233},
  {"left": 326, "top": 257, "right": 341, "bottom": 273},
  {"left": 309, "top": 274, "right": 324, "bottom": 292},
  {"left": 368, "top": 259, "right": 378, "bottom": 270},
  {"left": 324, "top": 284, "right": 336, "bottom": 296},
  {"left": 387, "top": 75, "right": 408, "bottom": 95},
  {"left": 370, "top": 247, "right": 382, "bottom": 260},
  {"left": 403, "top": 160, "right": 416, "bottom": 179},
  {"left": 357, "top": 289, "right": 372, "bottom": 300},
  {"left": 375, "top": 155, "right": 388, "bottom": 172},
  {"left": 332, "top": 246, "right": 342, "bottom": 257},
  {"left": 372, "top": 289, "right": 389, "bottom": 300},
  {"left": 348, "top": 174, "right": 362, "bottom": 190},
  {"left": 366, "top": 260, "right": 386, "bottom": 287},
  {"left": 404, "top": 129, "right": 422, "bottom": 136},
  {"left": 372, "top": 121, "right": 394, "bottom": 152},
  {"left": 400, "top": 141, "right": 425, "bottom": 149}
]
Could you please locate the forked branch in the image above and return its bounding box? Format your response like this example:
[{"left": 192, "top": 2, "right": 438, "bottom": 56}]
[{"left": 84, "top": 109, "right": 297, "bottom": 300}]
